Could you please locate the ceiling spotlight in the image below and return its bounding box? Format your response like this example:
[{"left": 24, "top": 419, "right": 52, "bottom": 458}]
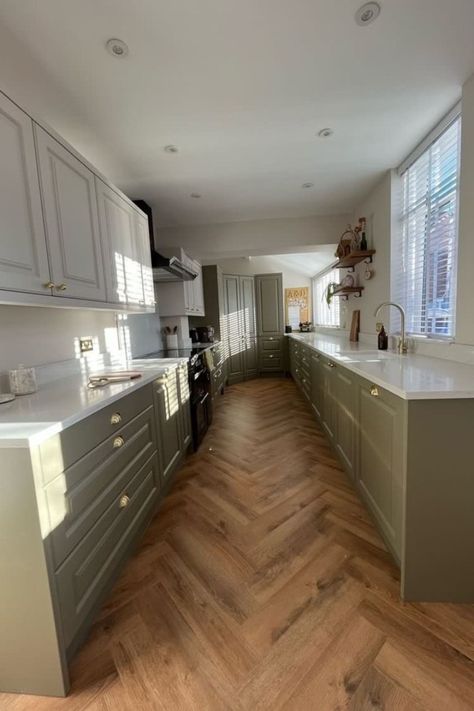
[
  {"left": 164, "top": 145, "right": 179, "bottom": 153},
  {"left": 106, "top": 38, "right": 129, "bottom": 58},
  {"left": 302, "top": 182, "right": 314, "bottom": 189},
  {"left": 190, "top": 192, "right": 202, "bottom": 199},
  {"left": 318, "top": 128, "right": 334, "bottom": 138},
  {"left": 355, "top": 2, "right": 381, "bottom": 26}
]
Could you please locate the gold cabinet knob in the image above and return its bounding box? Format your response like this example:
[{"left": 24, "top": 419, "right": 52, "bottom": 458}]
[
  {"left": 328, "top": 361, "right": 336, "bottom": 368},
  {"left": 44, "top": 281, "right": 55, "bottom": 290},
  {"left": 110, "top": 412, "right": 122, "bottom": 425},
  {"left": 56, "top": 283, "right": 67, "bottom": 291},
  {"left": 113, "top": 436, "right": 125, "bottom": 449},
  {"left": 269, "top": 354, "right": 274, "bottom": 359},
  {"left": 119, "top": 494, "right": 130, "bottom": 509},
  {"left": 370, "top": 385, "right": 379, "bottom": 397}
]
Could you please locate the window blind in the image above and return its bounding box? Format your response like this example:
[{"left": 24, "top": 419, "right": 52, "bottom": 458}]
[
  {"left": 312, "top": 268, "right": 340, "bottom": 328},
  {"left": 393, "top": 115, "right": 461, "bottom": 338}
]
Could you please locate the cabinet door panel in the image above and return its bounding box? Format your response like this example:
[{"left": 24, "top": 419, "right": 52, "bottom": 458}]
[
  {"left": 335, "top": 367, "right": 356, "bottom": 479},
  {"left": 357, "top": 381, "right": 404, "bottom": 558},
  {"left": 154, "top": 374, "right": 182, "bottom": 482},
  {"left": 96, "top": 180, "right": 138, "bottom": 305},
  {"left": 177, "top": 364, "right": 192, "bottom": 450},
  {"left": 192, "top": 260, "right": 205, "bottom": 316},
  {"left": 35, "top": 127, "right": 105, "bottom": 300},
  {"left": 134, "top": 211, "right": 154, "bottom": 307},
  {"left": 0, "top": 94, "right": 50, "bottom": 293},
  {"left": 223, "top": 275, "right": 244, "bottom": 383},
  {"left": 321, "top": 361, "right": 336, "bottom": 441},
  {"left": 311, "top": 353, "right": 323, "bottom": 419},
  {"left": 240, "top": 275, "right": 257, "bottom": 377},
  {"left": 255, "top": 273, "right": 283, "bottom": 336}
]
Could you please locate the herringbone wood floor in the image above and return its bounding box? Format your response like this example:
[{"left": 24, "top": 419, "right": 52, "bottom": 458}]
[{"left": 3, "top": 378, "right": 474, "bottom": 710}]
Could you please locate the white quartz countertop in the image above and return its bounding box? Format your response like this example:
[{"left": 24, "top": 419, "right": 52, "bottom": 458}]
[
  {"left": 0, "top": 356, "right": 188, "bottom": 448},
  {"left": 289, "top": 333, "right": 474, "bottom": 400}
]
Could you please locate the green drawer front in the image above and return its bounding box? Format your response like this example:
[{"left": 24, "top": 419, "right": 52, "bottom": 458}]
[
  {"left": 39, "top": 384, "right": 153, "bottom": 484},
  {"left": 55, "top": 453, "right": 160, "bottom": 649},
  {"left": 260, "top": 337, "right": 283, "bottom": 351},
  {"left": 260, "top": 354, "right": 282, "bottom": 370},
  {"left": 45, "top": 406, "right": 158, "bottom": 568}
]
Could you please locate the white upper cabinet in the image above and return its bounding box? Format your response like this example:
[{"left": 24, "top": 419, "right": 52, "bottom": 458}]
[
  {"left": 134, "top": 211, "right": 155, "bottom": 307},
  {"left": 0, "top": 88, "right": 152, "bottom": 311},
  {"left": 191, "top": 259, "right": 205, "bottom": 315},
  {"left": 155, "top": 249, "right": 205, "bottom": 317},
  {"left": 35, "top": 127, "right": 106, "bottom": 301},
  {"left": 0, "top": 92, "right": 51, "bottom": 294},
  {"left": 96, "top": 179, "right": 142, "bottom": 306}
]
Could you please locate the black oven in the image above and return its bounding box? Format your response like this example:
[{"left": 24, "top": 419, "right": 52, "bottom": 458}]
[
  {"left": 189, "top": 352, "right": 212, "bottom": 450},
  {"left": 139, "top": 346, "right": 213, "bottom": 451}
]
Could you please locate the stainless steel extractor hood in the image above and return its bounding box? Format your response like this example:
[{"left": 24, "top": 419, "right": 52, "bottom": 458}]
[
  {"left": 152, "top": 254, "right": 198, "bottom": 282},
  {"left": 133, "top": 199, "right": 198, "bottom": 283}
]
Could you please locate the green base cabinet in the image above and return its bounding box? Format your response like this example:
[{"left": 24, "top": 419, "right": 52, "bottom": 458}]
[
  {"left": 356, "top": 379, "right": 405, "bottom": 561},
  {"left": 289, "top": 336, "right": 474, "bottom": 603}
]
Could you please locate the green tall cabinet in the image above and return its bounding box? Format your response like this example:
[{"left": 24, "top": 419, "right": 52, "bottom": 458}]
[
  {"left": 255, "top": 272, "right": 285, "bottom": 374},
  {"left": 223, "top": 274, "right": 258, "bottom": 384}
]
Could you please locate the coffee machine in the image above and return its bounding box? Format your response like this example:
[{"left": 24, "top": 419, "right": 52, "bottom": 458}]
[{"left": 196, "top": 326, "right": 215, "bottom": 343}]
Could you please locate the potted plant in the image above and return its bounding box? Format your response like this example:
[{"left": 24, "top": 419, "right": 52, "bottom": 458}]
[{"left": 323, "top": 281, "right": 339, "bottom": 307}]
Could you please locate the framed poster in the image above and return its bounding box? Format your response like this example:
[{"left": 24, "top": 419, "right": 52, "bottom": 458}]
[{"left": 285, "top": 286, "right": 310, "bottom": 328}]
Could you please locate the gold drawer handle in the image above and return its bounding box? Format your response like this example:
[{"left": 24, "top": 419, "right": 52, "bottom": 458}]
[
  {"left": 113, "top": 436, "right": 125, "bottom": 448},
  {"left": 110, "top": 412, "right": 122, "bottom": 425},
  {"left": 119, "top": 494, "right": 130, "bottom": 509},
  {"left": 269, "top": 354, "right": 274, "bottom": 359},
  {"left": 56, "top": 283, "right": 67, "bottom": 291},
  {"left": 43, "top": 281, "right": 55, "bottom": 289},
  {"left": 370, "top": 385, "right": 379, "bottom": 397},
  {"left": 328, "top": 361, "right": 336, "bottom": 368}
]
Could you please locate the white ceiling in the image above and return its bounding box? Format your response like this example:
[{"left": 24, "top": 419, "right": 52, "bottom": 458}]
[
  {"left": 269, "top": 249, "right": 337, "bottom": 277},
  {"left": 1, "top": 0, "right": 474, "bottom": 227}
]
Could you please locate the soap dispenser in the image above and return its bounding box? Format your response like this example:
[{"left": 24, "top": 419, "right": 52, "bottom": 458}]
[{"left": 376, "top": 323, "right": 388, "bottom": 351}]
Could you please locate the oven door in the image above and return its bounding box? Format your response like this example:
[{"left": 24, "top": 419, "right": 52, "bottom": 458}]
[{"left": 191, "top": 390, "right": 211, "bottom": 450}]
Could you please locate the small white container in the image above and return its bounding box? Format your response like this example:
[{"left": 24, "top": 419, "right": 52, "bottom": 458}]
[
  {"left": 166, "top": 334, "right": 179, "bottom": 349},
  {"left": 9, "top": 364, "right": 37, "bottom": 395}
]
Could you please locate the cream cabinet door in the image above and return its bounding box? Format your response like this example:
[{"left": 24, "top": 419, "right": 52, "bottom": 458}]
[
  {"left": 96, "top": 179, "right": 137, "bottom": 305},
  {"left": 133, "top": 211, "right": 155, "bottom": 307},
  {"left": 35, "top": 127, "right": 106, "bottom": 301},
  {"left": 192, "top": 260, "right": 205, "bottom": 316},
  {"left": 0, "top": 93, "right": 51, "bottom": 294}
]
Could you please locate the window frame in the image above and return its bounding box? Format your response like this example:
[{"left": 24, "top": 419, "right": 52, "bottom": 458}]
[
  {"left": 393, "top": 107, "right": 461, "bottom": 340},
  {"left": 312, "top": 266, "right": 341, "bottom": 329}
]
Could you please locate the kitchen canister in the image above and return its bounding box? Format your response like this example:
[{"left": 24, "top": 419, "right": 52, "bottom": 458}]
[
  {"left": 166, "top": 334, "right": 179, "bottom": 349},
  {"left": 9, "top": 364, "right": 37, "bottom": 395}
]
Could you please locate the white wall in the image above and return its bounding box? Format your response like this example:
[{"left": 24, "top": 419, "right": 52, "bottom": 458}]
[
  {"left": 342, "top": 172, "right": 394, "bottom": 336},
  {"left": 209, "top": 256, "right": 312, "bottom": 291},
  {"left": 157, "top": 213, "right": 350, "bottom": 261},
  {"left": 0, "top": 306, "right": 118, "bottom": 373},
  {"left": 339, "top": 72, "right": 474, "bottom": 363}
]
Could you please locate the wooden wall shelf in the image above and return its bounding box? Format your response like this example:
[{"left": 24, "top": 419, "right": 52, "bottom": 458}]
[
  {"left": 332, "top": 286, "right": 364, "bottom": 300},
  {"left": 334, "top": 249, "right": 375, "bottom": 272}
]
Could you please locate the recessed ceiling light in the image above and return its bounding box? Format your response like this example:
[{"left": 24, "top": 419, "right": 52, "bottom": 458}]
[
  {"left": 355, "top": 2, "right": 381, "bottom": 26},
  {"left": 190, "top": 192, "right": 202, "bottom": 199},
  {"left": 164, "top": 145, "right": 179, "bottom": 153},
  {"left": 302, "top": 182, "right": 314, "bottom": 189},
  {"left": 106, "top": 38, "right": 129, "bottom": 58},
  {"left": 318, "top": 128, "right": 334, "bottom": 138}
]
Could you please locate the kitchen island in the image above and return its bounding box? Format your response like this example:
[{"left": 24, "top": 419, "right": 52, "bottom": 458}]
[{"left": 288, "top": 333, "right": 474, "bottom": 604}]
